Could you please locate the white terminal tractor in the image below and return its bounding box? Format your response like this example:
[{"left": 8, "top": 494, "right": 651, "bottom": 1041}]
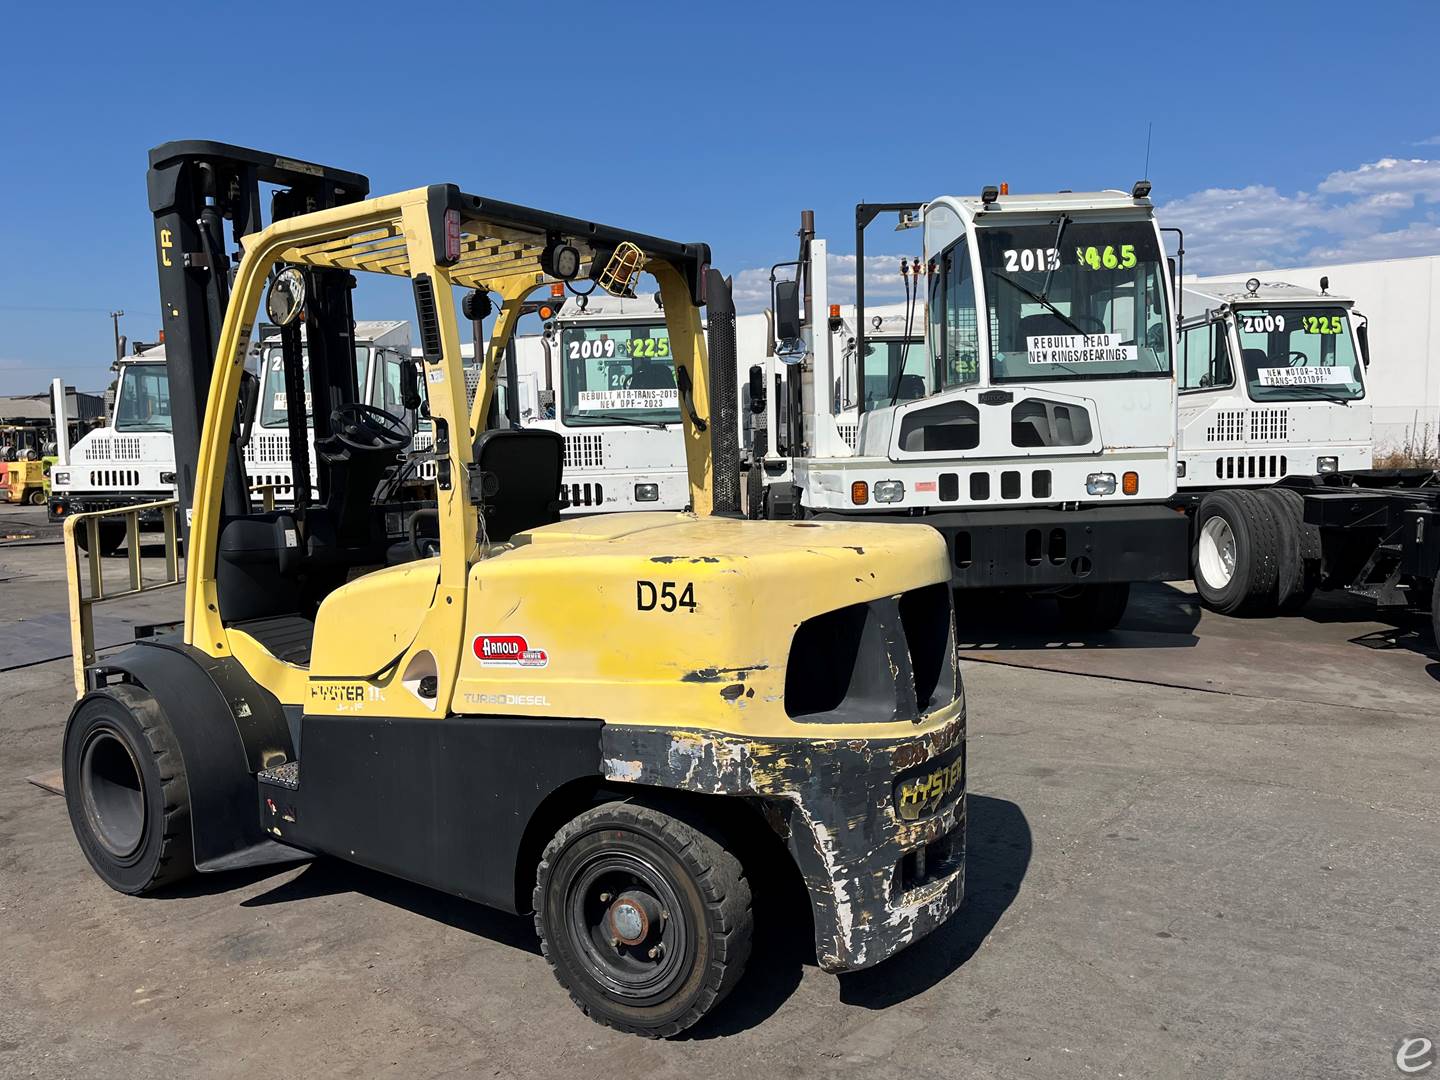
[
  {"left": 1176, "top": 277, "right": 1373, "bottom": 613},
  {"left": 754, "top": 184, "right": 1190, "bottom": 630}
]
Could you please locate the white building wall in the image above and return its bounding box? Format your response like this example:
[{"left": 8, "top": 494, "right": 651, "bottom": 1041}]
[{"left": 1194, "top": 255, "right": 1440, "bottom": 454}]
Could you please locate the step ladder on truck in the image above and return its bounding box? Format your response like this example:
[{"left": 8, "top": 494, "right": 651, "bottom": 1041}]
[
  {"left": 753, "top": 186, "right": 1190, "bottom": 630},
  {"left": 57, "top": 140, "right": 969, "bottom": 1038},
  {"left": 1175, "top": 278, "right": 1373, "bottom": 613}
]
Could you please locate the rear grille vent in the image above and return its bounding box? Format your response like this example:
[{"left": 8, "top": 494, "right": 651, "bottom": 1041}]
[
  {"left": 836, "top": 423, "right": 858, "bottom": 450},
  {"left": 785, "top": 583, "right": 957, "bottom": 723}
]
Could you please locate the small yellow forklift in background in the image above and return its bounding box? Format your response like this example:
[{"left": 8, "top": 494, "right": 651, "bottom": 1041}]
[{"left": 60, "top": 142, "right": 967, "bottom": 1036}]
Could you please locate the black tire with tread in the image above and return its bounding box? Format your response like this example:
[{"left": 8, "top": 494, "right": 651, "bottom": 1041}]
[
  {"left": 1267, "top": 487, "right": 1320, "bottom": 613},
  {"left": 1055, "top": 582, "right": 1130, "bottom": 633},
  {"left": 1192, "top": 489, "right": 1282, "bottom": 615},
  {"left": 1431, "top": 575, "right": 1440, "bottom": 646},
  {"left": 534, "top": 801, "right": 753, "bottom": 1038},
  {"left": 62, "top": 684, "right": 194, "bottom": 894}
]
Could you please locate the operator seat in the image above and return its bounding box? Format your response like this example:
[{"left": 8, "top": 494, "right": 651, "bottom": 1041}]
[
  {"left": 1241, "top": 348, "right": 1270, "bottom": 384},
  {"left": 471, "top": 428, "right": 564, "bottom": 542}
]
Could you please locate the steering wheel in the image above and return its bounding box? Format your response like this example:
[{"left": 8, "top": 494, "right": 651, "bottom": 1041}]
[
  {"left": 1071, "top": 314, "right": 1106, "bottom": 334},
  {"left": 1288, "top": 351, "right": 1310, "bottom": 366},
  {"left": 330, "top": 403, "right": 411, "bottom": 452}
]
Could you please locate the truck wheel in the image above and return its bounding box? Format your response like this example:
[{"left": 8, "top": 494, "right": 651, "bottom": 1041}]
[
  {"left": 1055, "top": 582, "right": 1130, "bottom": 633},
  {"left": 74, "top": 521, "right": 126, "bottom": 557},
  {"left": 1192, "top": 490, "right": 1281, "bottom": 615},
  {"left": 1267, "top": 488, "right": 1319, "bottom": 613},
  {"left": 1431, "top": 577, "right": 1440, "bottom": 646},
  {"left": 62, "top": 684, "right": 194, "bottom": 895},
  {"left": 534, "top": 801, "right": 753, "bottom": 1038}
]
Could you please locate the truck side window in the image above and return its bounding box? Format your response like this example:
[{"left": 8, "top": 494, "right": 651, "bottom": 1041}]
[
  {"left": 1180, "top": 321, "right": 1232, "bottom": 390},
  {"left": 938, "top": 239, "right": 979, "bottom": 390}
]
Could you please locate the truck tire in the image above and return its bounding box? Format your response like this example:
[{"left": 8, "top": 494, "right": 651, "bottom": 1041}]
[
  {"left": 1055, "top": 582, "right": 1130, "bottom": 633},
  {"left": 1192, "top": 489, "right": 1281, "bottom": 615},
  {"left": 27, "top": 488, "right": 46, "bottom": 505},
  {"left": 1431, "top": 576, "right": 1440, "bottom": 646},
  {"left": 74, "top": 521, "right": 126, "bottom": 557},
  {"left": 1266, "top": 488, "right": 1320, "bottom": 613},
  {"left": 62, "top": 684, "right": 195, "bottom": 895},
  {"left": 534, "top": 801, "right": 753, "bottom": 1038}
]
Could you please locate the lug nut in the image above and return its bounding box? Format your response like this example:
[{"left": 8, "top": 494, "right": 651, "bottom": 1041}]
[
  {"left": 599, "top": 892, "right": 612, "bottom": 903},
  {"left": 647, "top": 944, "right": 664, "bottom": 960}
]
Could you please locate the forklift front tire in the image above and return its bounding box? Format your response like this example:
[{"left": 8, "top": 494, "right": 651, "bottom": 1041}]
[
  {"left": 534, "top": 801, "right": 753, "bottom": 1038},
  {"left": 62, "top": 684, "right": 194, "bottom": 895}
]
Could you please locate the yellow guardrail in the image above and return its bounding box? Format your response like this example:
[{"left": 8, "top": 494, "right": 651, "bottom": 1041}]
[{"left": 63, "top": 499, "right": 183, "bottom": 697}]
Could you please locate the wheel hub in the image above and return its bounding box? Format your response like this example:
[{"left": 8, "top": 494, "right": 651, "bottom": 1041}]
[
  {"left": 1198, "top": 516, "right": 1237, "bottom": 589},
  {"left": 607, "top": 890, "right": 661, "bottom": 946}
]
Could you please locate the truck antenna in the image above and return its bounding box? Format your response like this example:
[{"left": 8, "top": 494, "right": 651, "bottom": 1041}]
[{"left": 1143, "top": 121, "right": 1153, "bottom": 177}]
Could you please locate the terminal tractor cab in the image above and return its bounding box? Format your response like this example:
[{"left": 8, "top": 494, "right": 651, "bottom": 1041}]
[{"left": 61, "top": 142, "right": 969, "bottom": 1037}]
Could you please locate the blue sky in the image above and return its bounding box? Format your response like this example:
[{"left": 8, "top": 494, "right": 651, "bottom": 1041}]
[{"left": 2, "top": 0, "right": 1437, "bottom": 394}]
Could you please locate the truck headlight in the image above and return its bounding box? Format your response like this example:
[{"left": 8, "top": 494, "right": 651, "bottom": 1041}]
[
  {"left": 160, "top": 471, "right": 177, "bottom": 485},
  {"left": 1317, "top": 456, "right": 1338, "bottom": 474},
  {"left": 51, "top": 470, "right": 69, "bottom": 485},
  {"left": 874, "top": 480, "right": 905, "bottom": 503},
  {"left": 1176, "top": 461, "right": 1186, "bottom": 478},
  {"left": 634, "top": 482, "right": 659, "bottom": 502},
  {"left": 1086, "top": 472, "right": 1117, "bottom": 495}
]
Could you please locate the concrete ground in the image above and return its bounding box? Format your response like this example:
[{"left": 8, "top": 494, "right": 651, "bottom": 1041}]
[{"left": 2, "top": 503, "right": 1436, "bottom": 1079}]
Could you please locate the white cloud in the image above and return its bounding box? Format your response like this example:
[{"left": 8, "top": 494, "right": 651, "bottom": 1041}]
[
  {"left": 1162, "top": 156, "right": 1440, "bottom": 273},
  {"left": 1411, "top": 135, "right": 1440, "bottom": 147},
  {"left": 732, "top": 253, "right": 919, "bottom": 315}
]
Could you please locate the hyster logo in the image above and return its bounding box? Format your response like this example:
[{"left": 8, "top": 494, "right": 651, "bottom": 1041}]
[{"left": 474, "top": 634, "right": 549, "bottom": 668}]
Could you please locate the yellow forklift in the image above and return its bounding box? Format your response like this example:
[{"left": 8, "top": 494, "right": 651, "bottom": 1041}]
[
  {"left": 60, "top": 142, "right": 967, "bottom": 1036},
  {"left": 1, "top": 421, "right": 52, "bottom": 504}
]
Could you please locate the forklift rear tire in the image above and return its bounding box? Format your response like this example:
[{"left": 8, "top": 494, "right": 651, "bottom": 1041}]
[
  {"left": 73, "top": 521, "right": 126, "bottom": 557},
  {"left": 27, "top": 488, "right": 46, "bottom": 505},
  {"left": 534, "top": 801, "right": 753, "bottom": 1038},
  {"left": 1055, "top": 582, "right": 1130, "bottom": 633},
  {"left": 1192, "top": 490, "right": 1281, "bottom": 615},
  {"left": 62, "top": 684, "right": 194, "bottom": 895}
]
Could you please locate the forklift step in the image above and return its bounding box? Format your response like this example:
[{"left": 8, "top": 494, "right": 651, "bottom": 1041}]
[{"left": 258, "top": 760, "right": 301, "bottom": 790}]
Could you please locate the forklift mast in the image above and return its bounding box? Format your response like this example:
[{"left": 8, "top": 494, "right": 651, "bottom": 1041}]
[{"left": 145, "top": 142, "right": 370, "bottom": 526}]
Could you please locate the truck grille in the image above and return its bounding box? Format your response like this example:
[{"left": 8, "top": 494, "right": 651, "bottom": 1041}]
[
  {"left": 563, "top": 434, "right": 605, "bottom": 469},
  {"left": 559, "top": 482, "right": 604, "bottom": 508},
  {"left": 784, "top": 583, "right": 958, "bottom": 723},
  {"left": 88, "top": 469, "right": 141, "bottom": 487},
  {"left": 1214, "top": 454, "right": 1288, "bottom": 480},
  {"left": 86, "top": 436, "right": 143, "bottom": 461}
]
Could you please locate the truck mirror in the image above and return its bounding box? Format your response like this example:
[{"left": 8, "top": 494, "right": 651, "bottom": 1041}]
[
  {"left": 236, "top": 370, "right": 260, "bottom": 447},
  {"left": 399, "top": 357, "right": 422, "bottom": 409},
  {"left": 773, "top": 279, "right": 802, "bottom": 343},
  {"left": 1356, "top": 321, "right": 1370, "bottom": 367},
  {"left": 748, "top": 364, "right": 766, "bottom": 414},
  {"left": 1166, "top": 257, "right": 1179, "bottom": 319}
]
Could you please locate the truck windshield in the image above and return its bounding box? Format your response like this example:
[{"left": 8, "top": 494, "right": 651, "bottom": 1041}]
[
  {"left": 113, "top": 365, "right": 172, "bottom": 432},
  {"left": 559, "top": 321, "right": 681, "bottom": 427},
  {"left": 977, "top": 219, "right": 1171, "bottom": 382},
  {"left": 1234, "top": 307, "right": 1364, "bottom": 402}
]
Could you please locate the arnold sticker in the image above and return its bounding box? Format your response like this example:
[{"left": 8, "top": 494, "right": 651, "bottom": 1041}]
[{"left": 473, "top": 634, "right": 549, "bottom": 668}]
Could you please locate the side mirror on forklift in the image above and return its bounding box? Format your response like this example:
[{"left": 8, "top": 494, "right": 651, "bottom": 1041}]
[
  {"left": 236, "top": 370, "right": 260, "bottom": 447},
  {"left": 748, "top": 365, "right": 766, "bottom": 414},
  {"left": 1356, "top": 320, "right": 1371, "bottom": 367},
  {"left": 399, "top": 357, "right": 422, "bottom": 409},
  {"left": 773, "top": 279, "right": 802, "bottom": 344}
]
